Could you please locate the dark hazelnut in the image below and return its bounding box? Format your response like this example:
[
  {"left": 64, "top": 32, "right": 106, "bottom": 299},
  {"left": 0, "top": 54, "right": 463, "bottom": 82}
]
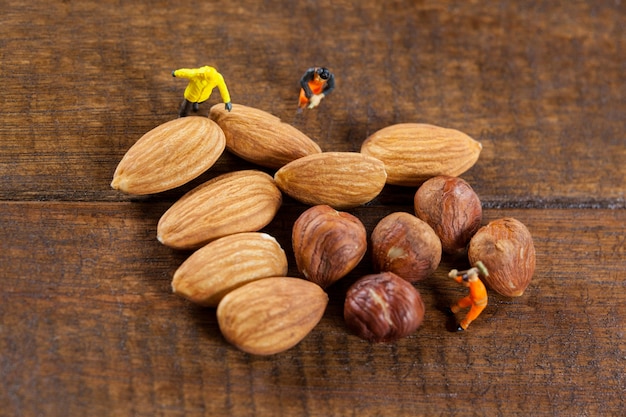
[{"left": 344, "top": 272, "right": 425, "bottom": 342}]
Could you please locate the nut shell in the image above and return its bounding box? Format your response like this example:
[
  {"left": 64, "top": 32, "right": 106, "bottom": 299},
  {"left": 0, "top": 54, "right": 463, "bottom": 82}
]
[
  {"left": 157, "top": 170, "right": 282, "bottom": 249},
  {"left": 217, "top": 277, "right": 328, "bottom": 355},
  {"left": 414, "top": 175, "right": 482, "bottom": 254},
  {"left": 361, "top": 123, "right": 482, "bottom": 186},
  {"left": 344, "top": 272, "right": 425, "bottom": 343},
  {"left": 172, "top": 232, "right": 288, "bottom": 307},
  {"left": 468, "top": 217, "right": 536, "bottom": 297},
  {"left": 292, "top": 205, "right": 367, "bottom": 288},
  {"left": 209, "top": 103, "right": 321, "bottom": 169},
  {"left": 111, "top": 117, "right": 226, "bottom": 195},
  {"left": 371, "top": 212, "right": 442, "bottom": 282},
  {"left": 274, "top": 152, "right": 387, "bottom": 209}
]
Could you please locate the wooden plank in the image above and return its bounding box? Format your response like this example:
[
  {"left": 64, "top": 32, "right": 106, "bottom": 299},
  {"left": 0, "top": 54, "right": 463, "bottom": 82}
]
[
  {"left": 2, "top": 1, "right": 624, "bottom": 416},
  {"left": 1, "top": 202, "right": 624, "bottom": 416},
  {"left": 0, "top": 1, "right": 624, "bottom": 205}
]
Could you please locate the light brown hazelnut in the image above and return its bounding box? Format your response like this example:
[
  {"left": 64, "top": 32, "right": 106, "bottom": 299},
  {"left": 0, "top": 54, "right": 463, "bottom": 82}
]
[
  {"left": 468, "top": 217, "right": 536, "bottom": 297},
  {"left": 292, "top": 205, "right": 367, "bottom": 288},
  {"left": 344, "top": 272, "right": 425, "bottom": 342},
  {"left": 370, "top": 212, "right": 442, "bottom": 282},
  {"left": 414, "top": 175, "right": 482, "bottom": 255}
]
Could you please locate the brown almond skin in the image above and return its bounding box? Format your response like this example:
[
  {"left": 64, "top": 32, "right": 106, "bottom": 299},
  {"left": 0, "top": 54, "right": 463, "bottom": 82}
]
[
  {"left": 414, "top": 175, "right": 482, "bottom": 255},
  {"left": 292, "top": 205, "right": 367, "bottom": 288},
  {"left": 274, "top": 152, "right": 387, "bottom": 209},
  {"left": 111, "top": 116, "right": 225, "bottom": 195},
  {"left": 344, "top": 272, "right": 425, "bottom": 343},
  {"left": 172, "top": 232, "right": 288, "bottom": 307},
  {"left": 217, "top": 277, "right": 328, "bottom": 355},
  {"left": 157, "top": 170, "right": 282, "bottom": 250},
  {"left": 209, "top": 103, "right": 322, "bottom": 169},
  {"left": 371, "top": 212, "right": 442, "bottom": 282},
  {"left": 468, "top": 217, "right": 536, "bottom": 297},
  {"left": 361, "top": 123, "right": 482, "bottom": 186}
]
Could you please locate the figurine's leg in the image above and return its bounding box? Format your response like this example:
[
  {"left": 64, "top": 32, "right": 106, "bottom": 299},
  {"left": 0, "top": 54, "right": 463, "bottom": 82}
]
[
  {"left": 458, "top": 303, "right": 487, "bottom": 330},
  {"left": 192, "top": 102, "right": 199, "bottom": 112},
  {"left": 451, "top": 296, "right": 472, "bottom": 314},
  {"left": 179, "top": 99, "right": 192, "bottom": 117},
  {"left": 298, "top": 89, "right": 309, "bottom": 109}
]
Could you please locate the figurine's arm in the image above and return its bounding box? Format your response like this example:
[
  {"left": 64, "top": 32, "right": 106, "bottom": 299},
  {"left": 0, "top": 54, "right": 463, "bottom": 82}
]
[
  {"left": 322, "top": 73, "right": 335, "bottom": 95},
  {"left": 299, "top": 68, "right": 316, "bottom": 98},
  {"left": 171, "top": 68, "right": 199, "bottom": 79},
  {"left": 214, "top": 73, "right": 232, "bottom": 111},
  {"left": 448, "top": 269, "right": 462, "bottom": 283}
]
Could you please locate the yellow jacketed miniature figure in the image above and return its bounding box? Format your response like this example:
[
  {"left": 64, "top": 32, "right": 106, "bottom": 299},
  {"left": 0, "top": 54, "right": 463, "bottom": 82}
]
[
  {"left": 172, "top": 66, "right": 232, "bottom": 117},
  {"left": 447, "top": 261, "right": 489, "bottom": 331}
]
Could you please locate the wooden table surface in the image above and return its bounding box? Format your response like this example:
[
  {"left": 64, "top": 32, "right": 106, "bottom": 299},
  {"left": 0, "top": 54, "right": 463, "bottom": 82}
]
[{"left": 1, "top": 1, "right": 624, "bottom": 416}]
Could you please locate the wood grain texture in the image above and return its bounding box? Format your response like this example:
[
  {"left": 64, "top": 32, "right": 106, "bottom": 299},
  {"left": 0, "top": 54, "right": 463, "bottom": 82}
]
[
  {"left": 1, "top": 0, "right": 624, "bottom": 416},
  {"left": 1, "top": 204, "right": 624, "bottom": 416},
  {"left": 0, "top": 1, "right": 623, "bottom": 206}
]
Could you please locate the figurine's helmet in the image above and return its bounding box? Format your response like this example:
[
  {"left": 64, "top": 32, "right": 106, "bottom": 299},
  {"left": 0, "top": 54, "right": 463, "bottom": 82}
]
[{"left": 316, "top": 68, "right": 330, "bottom": 80}]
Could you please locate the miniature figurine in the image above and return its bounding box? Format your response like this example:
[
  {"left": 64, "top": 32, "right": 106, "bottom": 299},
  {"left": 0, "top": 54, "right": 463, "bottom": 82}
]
[
  {"left": 447, "top": 261, "right": 489, "bottom": 331},
  {"left": 298, "top": 67, "right": 335, "bottom": 111},
  {"left": 172, "top": 66, "right": 232, "bottom": 117}
]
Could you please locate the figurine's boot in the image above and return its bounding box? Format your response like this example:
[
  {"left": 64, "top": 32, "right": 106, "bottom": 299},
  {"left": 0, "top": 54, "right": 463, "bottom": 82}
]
[{"left": 458, "top": 303, "right": 487, "bottom": 330}]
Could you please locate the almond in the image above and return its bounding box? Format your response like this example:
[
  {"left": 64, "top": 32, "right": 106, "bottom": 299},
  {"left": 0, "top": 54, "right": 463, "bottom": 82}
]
[
  {"left": 217, "top": 277, "right": 328, "bottom": 355},
  {"left": 172, "top": 232, "right": 288, "bottom": 307},
  {"left": 209, "top": 103, "right": 322, "bottom": 169},
  {"left": 274, "top": 152, "right": 387, "bottom": 209},
  {"left": 157, "top": 170, "right": 282, "bottom": 249},
  {"left": 111, "top": 116, "right": 225, "bottom": 194},
  {"left": 361, "top": 123, "right": 482, "bottom": 186}
]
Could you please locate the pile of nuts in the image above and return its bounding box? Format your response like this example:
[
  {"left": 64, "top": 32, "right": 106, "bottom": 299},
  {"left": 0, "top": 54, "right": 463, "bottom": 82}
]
[{"left": 112, "top": 103, "right": 536, "bottom": 355}]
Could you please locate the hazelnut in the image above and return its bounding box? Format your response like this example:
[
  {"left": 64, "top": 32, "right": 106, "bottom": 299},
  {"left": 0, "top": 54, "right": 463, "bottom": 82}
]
[
  {"left": 292, "top": 205, "right": 367, "bottom": 288},
  {"left": 414, "top": 175, "right": 482, "bottom": 254},
  {"left": 344, "top": 272, "right": 425, "bottom": 342},
  {"left": 370, "top": 212, "right": 442, "bottom": 282},
  {"left": 468, "top": 217, "right": 536, "bottom": 297}
]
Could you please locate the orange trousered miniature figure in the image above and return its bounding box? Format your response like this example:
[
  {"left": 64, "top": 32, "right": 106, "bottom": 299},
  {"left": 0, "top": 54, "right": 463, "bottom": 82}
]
[
  {"left": 298, "top": 67, "right": 335, "bottom": 110},
  {"left": 172, "top": 66, "right": 232, "bottom": 117},
  {"left": 448, "top": 262, "right": 489, "bottom": 331}
]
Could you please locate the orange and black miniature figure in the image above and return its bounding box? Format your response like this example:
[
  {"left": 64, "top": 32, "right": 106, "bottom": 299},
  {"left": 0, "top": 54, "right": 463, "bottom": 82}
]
[
  {"left": 298, "top": 67, "right": 335, "bottom": 111},
  {"left": 447, "top": 261, "right": 489, "bottom": 331}
]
